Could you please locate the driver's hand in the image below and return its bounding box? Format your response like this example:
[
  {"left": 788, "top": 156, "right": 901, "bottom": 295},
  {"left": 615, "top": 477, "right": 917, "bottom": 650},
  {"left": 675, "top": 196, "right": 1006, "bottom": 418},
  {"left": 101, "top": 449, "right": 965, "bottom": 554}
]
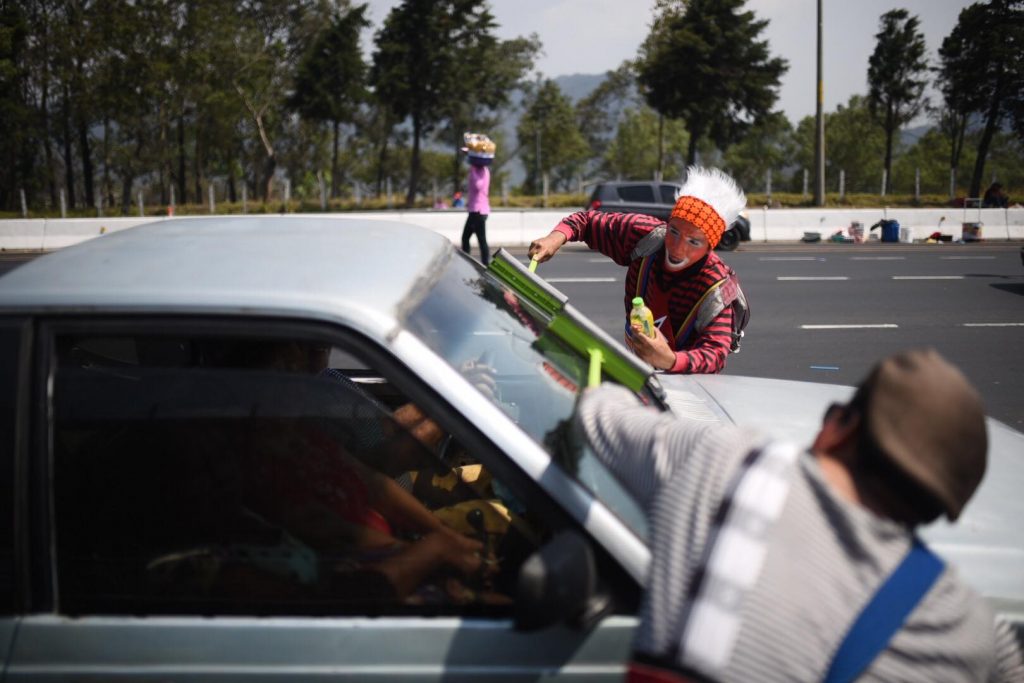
[
  {"left": 427, "top": 528, "right": 495, "bottom": 578},
  {"left": 626, "top": 322, "right": 675, "bottom": 370},
  {"left": 528, "top": 231, "right": 567, "bottom": 263}
]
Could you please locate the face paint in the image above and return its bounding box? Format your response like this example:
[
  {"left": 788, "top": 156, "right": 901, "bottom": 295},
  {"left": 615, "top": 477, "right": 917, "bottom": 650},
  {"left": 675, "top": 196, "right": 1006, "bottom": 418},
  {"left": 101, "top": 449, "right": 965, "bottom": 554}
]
[{"left": 664, "top": 218, "right": 709, "bottom": 272}]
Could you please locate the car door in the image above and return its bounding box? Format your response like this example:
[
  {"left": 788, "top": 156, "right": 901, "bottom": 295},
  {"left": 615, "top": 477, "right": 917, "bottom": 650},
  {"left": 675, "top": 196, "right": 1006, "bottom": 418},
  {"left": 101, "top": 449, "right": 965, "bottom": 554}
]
[{"left": 7, "top": 317, "right": 638, "bottom": 681}]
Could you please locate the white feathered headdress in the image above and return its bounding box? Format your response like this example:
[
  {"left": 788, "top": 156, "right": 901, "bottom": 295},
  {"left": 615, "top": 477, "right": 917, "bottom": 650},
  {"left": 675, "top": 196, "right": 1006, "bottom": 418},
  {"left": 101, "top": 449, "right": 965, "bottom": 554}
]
[{"left": 677, "top": 166, "right": 746, "bottom": 228}]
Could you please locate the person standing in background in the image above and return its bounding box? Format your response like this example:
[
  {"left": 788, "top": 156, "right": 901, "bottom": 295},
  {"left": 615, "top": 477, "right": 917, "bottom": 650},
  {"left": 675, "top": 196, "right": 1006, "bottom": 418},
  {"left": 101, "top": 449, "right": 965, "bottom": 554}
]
[{"left": 460, "top": 132, "right": 494, "bottom": 266}]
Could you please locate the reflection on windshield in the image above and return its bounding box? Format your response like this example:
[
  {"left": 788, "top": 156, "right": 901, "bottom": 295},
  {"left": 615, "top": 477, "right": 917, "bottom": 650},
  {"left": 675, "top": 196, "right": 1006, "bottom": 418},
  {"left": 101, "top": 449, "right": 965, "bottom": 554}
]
[{"left": 406, "top": 253, "right": 649, "bottom": 540}]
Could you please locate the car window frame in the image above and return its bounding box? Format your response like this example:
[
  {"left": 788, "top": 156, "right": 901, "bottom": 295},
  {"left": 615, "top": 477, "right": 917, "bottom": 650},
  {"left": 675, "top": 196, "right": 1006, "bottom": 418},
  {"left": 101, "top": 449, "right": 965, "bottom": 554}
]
[
  {"left": 0, "top": 317, "right": 30, "bottom": 616},
  {"left": 35, "top": 314, "right": 640, "bottom": 618}
]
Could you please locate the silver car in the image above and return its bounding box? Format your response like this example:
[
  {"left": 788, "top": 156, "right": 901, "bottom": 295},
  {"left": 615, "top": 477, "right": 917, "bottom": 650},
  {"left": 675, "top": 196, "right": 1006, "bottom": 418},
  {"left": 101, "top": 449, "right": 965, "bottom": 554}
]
[{"left": 0, "top": 216, "right": 1019, "bottom": 680}]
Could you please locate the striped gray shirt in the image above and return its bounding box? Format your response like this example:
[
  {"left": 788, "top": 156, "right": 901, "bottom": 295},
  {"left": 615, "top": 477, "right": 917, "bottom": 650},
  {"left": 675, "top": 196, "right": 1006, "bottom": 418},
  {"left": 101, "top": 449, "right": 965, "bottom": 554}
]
[{"left": 579, "top": 384, "right": 1023, "bottom": 682}]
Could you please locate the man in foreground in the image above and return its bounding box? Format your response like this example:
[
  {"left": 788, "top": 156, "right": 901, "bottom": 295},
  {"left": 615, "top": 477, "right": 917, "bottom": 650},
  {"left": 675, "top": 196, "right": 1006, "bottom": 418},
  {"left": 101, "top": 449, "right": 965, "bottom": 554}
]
[{"left": 577, "top": 348, "right": 1023, "bottom": 681}]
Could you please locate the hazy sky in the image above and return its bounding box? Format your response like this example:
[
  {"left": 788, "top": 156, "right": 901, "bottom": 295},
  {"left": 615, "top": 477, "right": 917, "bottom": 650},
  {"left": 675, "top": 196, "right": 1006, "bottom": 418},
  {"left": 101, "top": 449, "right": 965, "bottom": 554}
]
[{"left": 362, "top": 0, "right": 976, "bottom": 126}]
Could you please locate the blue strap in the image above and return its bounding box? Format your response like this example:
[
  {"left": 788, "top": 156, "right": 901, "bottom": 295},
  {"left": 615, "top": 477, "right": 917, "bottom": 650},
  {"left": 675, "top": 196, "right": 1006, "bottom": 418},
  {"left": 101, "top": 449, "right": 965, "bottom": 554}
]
[{"left": 823, "top": 537, "right": 944, "bottom": 683}]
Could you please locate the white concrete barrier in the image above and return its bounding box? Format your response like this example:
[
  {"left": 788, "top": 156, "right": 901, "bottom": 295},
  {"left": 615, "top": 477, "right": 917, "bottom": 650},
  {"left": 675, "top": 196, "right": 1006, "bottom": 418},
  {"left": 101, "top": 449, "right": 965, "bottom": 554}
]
[
  {"left": 745, "top": 206, "right": 1024, "bottom": 242},
  {"left": 2, "top": 207, "right": 1021, "bottom": 252},
  {"left": 0, "top": 220, "right": 46, "bottom": 251}
]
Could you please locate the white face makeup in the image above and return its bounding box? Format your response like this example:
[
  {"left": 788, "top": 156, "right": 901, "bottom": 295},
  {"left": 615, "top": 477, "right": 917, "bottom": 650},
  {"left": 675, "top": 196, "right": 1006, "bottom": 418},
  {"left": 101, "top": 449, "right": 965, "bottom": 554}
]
[{"left": 664, "top": 217, "right": 710, "bottom": 272}]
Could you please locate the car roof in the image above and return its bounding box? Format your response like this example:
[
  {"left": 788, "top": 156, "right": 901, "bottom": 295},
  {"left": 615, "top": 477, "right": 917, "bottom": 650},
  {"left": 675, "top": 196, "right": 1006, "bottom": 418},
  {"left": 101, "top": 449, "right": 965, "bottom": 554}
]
[{"left": 0, "top": 216, "right": 452, "bottom": 336}]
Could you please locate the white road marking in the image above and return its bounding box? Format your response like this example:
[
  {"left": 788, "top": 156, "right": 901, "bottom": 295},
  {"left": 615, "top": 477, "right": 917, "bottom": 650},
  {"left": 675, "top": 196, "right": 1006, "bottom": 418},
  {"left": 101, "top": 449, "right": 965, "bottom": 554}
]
[
  {"left": 588, "top": 258, "right": 615, "bottom": 263},
  {"left": 778, "top": 276, "right": 849, "bottom": 281},
  {"left": 545, "top": 277, "right": 618, "bottom": 283},
  {"left": 759, "top": 257, "right": 819, "bottom": 261},
  {"left": 892, "top": 275, "right": 964, "bottom": 280},
  {"left": 940, "top": 256, "right": 996, "bottom": 260},
  {"left": 962, "top": 323, "right": 1024, "bottom": 327},
  {"left": 850, "top": 256, "right": 905, "bottom": 260},
  {"left": 801, "top": 324, "right": 899, "bottom": 329}
]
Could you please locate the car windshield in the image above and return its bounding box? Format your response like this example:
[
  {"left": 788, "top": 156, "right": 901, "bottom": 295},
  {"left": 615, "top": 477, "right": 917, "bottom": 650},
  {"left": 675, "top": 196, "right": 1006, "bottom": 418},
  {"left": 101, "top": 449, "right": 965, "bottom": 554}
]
[{"left": 405, "top": 251, "right": 650, "bottom": 540}]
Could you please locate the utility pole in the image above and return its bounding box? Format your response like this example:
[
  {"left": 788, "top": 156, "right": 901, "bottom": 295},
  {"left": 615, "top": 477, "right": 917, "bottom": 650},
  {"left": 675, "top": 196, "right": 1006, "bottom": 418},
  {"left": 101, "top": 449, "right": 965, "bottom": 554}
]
[{"left": 814, "top": 0, "right": 825, "bottom": 206}]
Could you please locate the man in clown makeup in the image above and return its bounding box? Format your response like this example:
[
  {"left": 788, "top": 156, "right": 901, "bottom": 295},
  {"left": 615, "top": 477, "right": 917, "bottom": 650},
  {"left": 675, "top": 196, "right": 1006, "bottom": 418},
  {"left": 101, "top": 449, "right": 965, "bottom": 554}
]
[{"left": 528, "top": 166, "right": 747, "bottom": 374}]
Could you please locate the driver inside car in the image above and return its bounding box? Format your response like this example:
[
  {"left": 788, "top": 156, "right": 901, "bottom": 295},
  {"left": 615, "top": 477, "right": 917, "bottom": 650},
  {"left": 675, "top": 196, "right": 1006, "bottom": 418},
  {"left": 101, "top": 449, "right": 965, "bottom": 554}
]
[{"left": 174, "top": 338, "right": 510, "bottom": 606}]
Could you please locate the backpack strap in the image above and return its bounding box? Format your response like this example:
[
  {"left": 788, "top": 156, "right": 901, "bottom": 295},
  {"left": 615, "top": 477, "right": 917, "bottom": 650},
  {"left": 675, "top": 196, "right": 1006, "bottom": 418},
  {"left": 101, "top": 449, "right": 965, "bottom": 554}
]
[
  {"left": 630, "top": 225, "right": 667, "bottom": 260},
  {"left": 673, "top": 278, "right": 730, "bottom": 350},
  {"left": 823, "top": 538, "right": 944, "bottom": 683}
]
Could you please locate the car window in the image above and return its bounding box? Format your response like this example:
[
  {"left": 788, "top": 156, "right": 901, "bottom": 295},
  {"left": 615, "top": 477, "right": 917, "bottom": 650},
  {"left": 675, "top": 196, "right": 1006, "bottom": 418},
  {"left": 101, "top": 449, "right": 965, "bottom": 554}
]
[
  {"left": 51, "top": 332, "right": 549, "bottom": 617},
  {"left": 659, "top": 185, "right": 680, "bottom": 204},
  {"left": 406, "top": 253, "right": 650, "bottom": 541},
  {"left": 616, "top": 185, "right": 656, "bottom": 203},
  {"left": 0, "top": 321, "right": 23, "bottom": 615}
]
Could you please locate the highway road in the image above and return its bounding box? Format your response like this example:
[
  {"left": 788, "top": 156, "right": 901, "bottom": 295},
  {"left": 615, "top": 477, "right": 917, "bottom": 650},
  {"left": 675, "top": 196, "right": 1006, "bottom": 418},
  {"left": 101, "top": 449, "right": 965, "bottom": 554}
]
[
  {"left": 506, "top": 242, "right": 1024, "bottom": 429},
  {"left": 4, "top": 241, "right": 1022, "bottom": 428}
]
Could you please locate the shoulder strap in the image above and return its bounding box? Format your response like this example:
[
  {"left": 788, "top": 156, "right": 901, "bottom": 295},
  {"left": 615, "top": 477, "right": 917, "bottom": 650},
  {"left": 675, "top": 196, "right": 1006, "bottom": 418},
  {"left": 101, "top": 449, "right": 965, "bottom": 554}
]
[
  {"left": 673, "top": 278, "right": 730, "bottom": 349},
  {"left": 823, "top": 537, "right": 944, "bottom": 683},
  {"left": 631, "top": 225, "right": 667, "bottom": 260}
]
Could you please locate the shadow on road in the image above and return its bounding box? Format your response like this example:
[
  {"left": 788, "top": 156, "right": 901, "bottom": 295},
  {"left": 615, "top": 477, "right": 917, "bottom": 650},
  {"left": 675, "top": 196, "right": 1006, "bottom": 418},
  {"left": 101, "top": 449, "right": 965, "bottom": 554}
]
[{"left": 989, "top": 282, "right": 1024, "bottom": 296}]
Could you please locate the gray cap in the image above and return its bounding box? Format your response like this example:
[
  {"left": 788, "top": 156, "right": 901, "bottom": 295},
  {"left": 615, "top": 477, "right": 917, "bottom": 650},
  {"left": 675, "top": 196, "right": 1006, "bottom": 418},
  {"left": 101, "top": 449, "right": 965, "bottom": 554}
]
[{"left": 854, "top": 348, "right": 988, "bottom": 521}]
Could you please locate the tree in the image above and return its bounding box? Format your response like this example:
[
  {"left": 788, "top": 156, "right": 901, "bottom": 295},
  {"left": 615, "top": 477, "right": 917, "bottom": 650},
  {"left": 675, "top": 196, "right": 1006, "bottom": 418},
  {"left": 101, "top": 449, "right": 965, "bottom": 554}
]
[
  {"left": 721, "top": 112, "right": 795, "bottom": 193},
  {"left": 516, "top": 79, "right": 588, "bottom": 192},
  {"left": 576, "top": 62, "right": 641, "bottom": 177},
  {"left": 867, "top": 9, "right": 928, "bottom": 194},
  {"left": 937, "top": 1, "right": 1024, "bottom": 198},
  {"left": 793, "top": 96, "right": 886, "bottom": 194},
  {"left": 602, "top": 106, "right": 689, "bottom": 181},
  {"left": 435, "top": 24, "right": 538, "bottom": 194},
  {"left": 636, "top": 0, "right": 787, "bottom": 165},
  {"left": 371, "top": 1, "right": 536, "bottom": 206},
  {"left": 290, "top": 4, "right": 370, "bottom": 198},
  {"left": 0, "top": 1, "right": 35, "bottom": 211},
  {"left": 935, "top": 17, "right": 980, "bottom": 188}
]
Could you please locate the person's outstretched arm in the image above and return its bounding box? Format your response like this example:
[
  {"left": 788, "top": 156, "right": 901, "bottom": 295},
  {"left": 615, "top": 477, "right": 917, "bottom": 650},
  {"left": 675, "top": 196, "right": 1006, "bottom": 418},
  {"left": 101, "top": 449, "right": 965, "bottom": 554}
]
[{"left": 529, "top": 210, "right": 663, "bottom": 266}]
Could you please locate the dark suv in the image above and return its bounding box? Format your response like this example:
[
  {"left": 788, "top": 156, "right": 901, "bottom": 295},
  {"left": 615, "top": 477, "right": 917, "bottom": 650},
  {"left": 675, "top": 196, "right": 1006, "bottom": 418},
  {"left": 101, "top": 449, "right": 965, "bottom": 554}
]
[{"left": 587, "top": 181, "right": 751, "bottom": 251}]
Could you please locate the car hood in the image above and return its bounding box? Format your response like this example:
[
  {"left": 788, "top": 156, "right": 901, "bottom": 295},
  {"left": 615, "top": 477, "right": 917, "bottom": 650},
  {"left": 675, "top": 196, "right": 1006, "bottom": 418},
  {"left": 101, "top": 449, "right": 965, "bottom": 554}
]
[{"left": 658, "top": 373, "right": 1024, "bottom": 621}]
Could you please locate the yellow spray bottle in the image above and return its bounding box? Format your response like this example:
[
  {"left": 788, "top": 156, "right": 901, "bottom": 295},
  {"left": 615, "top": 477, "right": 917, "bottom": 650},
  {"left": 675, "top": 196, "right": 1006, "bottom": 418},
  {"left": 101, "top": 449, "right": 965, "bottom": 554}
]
[{"left": 630, "top": 296, "right": 656, "bottom": 338}]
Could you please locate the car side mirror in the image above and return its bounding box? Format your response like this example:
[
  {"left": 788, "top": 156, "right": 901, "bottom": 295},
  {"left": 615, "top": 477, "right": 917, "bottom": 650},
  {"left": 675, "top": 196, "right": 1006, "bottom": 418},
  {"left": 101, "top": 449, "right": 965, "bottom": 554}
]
[{"left": 514, "top": 530, "right": 610, "bottom": 631}]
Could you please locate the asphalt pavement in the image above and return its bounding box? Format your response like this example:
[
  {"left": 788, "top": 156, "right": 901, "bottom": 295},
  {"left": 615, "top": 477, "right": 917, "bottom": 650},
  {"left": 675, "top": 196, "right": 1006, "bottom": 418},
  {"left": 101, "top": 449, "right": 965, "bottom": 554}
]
[{"left": 508, "top": 241, "right": 1024, "bottom": 429}]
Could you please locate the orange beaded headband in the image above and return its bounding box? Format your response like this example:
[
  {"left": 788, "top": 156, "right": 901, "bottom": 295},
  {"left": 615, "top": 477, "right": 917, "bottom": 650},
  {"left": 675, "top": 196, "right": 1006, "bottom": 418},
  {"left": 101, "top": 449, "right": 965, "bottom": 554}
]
[{"left": 670, "top": 195, "right": 726, "bottom": 249}]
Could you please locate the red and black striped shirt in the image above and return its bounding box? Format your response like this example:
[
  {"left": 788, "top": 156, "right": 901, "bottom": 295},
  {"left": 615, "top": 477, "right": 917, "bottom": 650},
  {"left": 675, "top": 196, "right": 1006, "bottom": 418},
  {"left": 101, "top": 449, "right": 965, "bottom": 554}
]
[{"left": 553, "top": 210, "right": 736, "bottom": 374}]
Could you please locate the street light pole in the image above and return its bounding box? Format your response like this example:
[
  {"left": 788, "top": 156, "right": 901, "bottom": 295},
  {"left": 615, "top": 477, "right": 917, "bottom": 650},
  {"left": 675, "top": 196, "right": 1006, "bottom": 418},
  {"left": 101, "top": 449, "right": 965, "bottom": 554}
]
[{"left": 814, "top": 0, "right": 825, "bottom": 206}]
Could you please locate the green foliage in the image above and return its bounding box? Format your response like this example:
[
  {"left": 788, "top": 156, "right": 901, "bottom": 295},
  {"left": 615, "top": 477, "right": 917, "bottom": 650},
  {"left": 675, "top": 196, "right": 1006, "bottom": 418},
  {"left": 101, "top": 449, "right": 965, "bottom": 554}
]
[
  {"left": 516, "top": 79, "right": 590, "bottom": 192},
  {"left": 291, "top": 5, "right": 369, "bottom": 125},
  {"left": 867, "top": 9, "right": 929, "bottom": 192},
  {"left": 575, "top": 61, "right": 642, "bottom": 175},
  {"left": 636, "top": 0, "right": 787, "bottom": 163},
  {"left": 435, "top": 26, "right": 539, "bottom": 193},
  {"left": 794, "top": 96, "right": 887, "bottom": 194},
  {"left": 937, "top": 1, "right": 1024, "bottom": 196},
  {"left": 602, "top": 106, "right": 689, "bottom": 181},
  {"left": 0, "top": 1, "right": 34, "bottom": 209},
  {"left": 721, "top": 112, "right": 795, "bottom": 192},
  {"left": 371, "top": 0, "right": 535, "bottom": 206},
  {"left": 290, "top": 4, "right": 370, "bottom": 197}
]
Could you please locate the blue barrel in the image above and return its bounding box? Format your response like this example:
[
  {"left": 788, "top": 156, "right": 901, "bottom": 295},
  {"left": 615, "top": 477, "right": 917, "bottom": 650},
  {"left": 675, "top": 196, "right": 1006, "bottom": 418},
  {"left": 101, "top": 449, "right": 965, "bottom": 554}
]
[{"left": 881, "top": 220, "right": 900, "bottom": 242}]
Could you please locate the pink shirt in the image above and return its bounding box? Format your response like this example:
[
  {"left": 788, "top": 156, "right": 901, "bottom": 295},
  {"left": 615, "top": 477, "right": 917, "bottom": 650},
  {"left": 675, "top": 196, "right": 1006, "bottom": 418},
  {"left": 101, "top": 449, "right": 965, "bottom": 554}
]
[{"left": 466, "top": 165, "right": 490, "bottom": 214}]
